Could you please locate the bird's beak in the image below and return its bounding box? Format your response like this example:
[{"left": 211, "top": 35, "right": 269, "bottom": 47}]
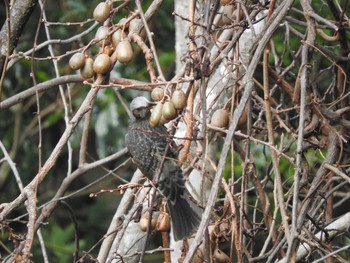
[{"left": 147, "top": 101, "right": 157, "bottom": 109}]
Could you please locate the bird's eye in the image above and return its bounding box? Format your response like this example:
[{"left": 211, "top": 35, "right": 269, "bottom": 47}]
[{"left": 133, "top": 109, "right": 140, "bottom": 117}]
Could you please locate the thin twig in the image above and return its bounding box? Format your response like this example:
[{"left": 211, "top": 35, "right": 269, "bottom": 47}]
[
  {"left": 263, "top": 48, "right": 290, "bottom": 242},
  {"left": 40, "top": 0, "right": 74, "bottom": 178},
  {"left": 324, "top": 164, "right": 350, "bottom": 184},
  {"left": 286, "top": 0, "right": 317, "bottom": 260},
  {"left": 135, "top": 0, "right": 165, "bottom": 81},
  {"left": 0, "top": 140, "right": 23, "bottom": 191}
]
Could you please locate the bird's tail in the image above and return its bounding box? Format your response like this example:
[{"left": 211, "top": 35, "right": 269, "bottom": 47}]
[
  {"left": 166, "top": 189, "right": 202, "bottom": 241},
  {"left": 159, "top": 160, "right": 202, "bottom": 240}
]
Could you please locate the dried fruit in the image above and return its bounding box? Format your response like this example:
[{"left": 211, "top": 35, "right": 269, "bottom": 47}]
[
  {"left": 151, "top": 87, "right": 164, "bottom": 101},
  {"left": 139, "top": 217, "right": 148, "bottom": 232},
  {"left": 149, "top": 102, "right": 163, "bottom": 127},
  {"left": 139, "top": 213, "right": 157, "bottom": 232},
  {"left": 103, "top": 45, "right": 114, "bottom": 56},
  {"left": 116, "top": 40, "right": 133, "bottom": 64},
  {"left": 129, "top": 18, "right": 146, "bottom": 39},
  {"left": 159, "top": 114, "right": 168, "bottom": 124},
  {"left": 69, "top": 52, "right": 85, "bottom": 70},
  {"left": 220, "top": 5, "right": 234, "bottom": 26},
  {"left": 162, "top": 101, "right": 176, "bottom": 121},
  {"left": 111, "top": 29, "right": 126, "bottom": 47},
  {"left": 118, "top": 18, "right": 129, "bottom": 28},
  {"left": 220, "top": 0, "right": 231, "bottom": 5},
  {"left": 93, "top": 53, "right": 112, "bottom": 74},
  {"left": 238, "top": 106, "right": 247, "bottom": 128},
  {"left": 171, "top": 90, "right": 186, "bottom": 109},
  {"left": 156, "top": 212, "right": 170, "bottom": 232},
  {"left": 211, "top": 109, "right": 229, "bottom": 128},
  {"left": 192, "top": 248, "right": 204, "bottom": 263},
  {"left": 129, "top": 18, "right": 140, "bottom": 33},
  {"left": 178, "top": 250, "right": 207, "bottom": 263},
  {"left": 93, "top": 2, "right": 110, "bottom": 23},
  {"left": 213, "top": 247, "right": 230, "bottom": 263},
  {"left": 95, "top": 26, "right": 111, "bottom": 46},
  {"left": 80, "top": 57, "right": 94, "bottom": 79}
]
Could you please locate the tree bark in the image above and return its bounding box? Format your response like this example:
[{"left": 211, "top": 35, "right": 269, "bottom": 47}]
[{"left": 0, "top": 0, "right": 38, "bottom": 74}]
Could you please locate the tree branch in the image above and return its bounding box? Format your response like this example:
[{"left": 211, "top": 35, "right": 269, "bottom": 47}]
[{"left": 0, "top": 0, "right": 38, "bottom": 74}]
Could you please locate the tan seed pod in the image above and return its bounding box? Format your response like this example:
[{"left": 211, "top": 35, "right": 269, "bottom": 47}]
[
  {"left": 95, "top": 26, "right": 111, "bottom": 46},
  {"left": 118, "top": 18, "right": 129, "bottom": 28},
  {"left": 129, "top": 18, "right": 146, "bottom": 39},
  {"left": 151, "top": 216, "right": 157, "bottom": 229},
  {"left": 238, "top": 105, "right": 247, "bottom": 128},
  {"left": 156, "top": 212, "right": 170, "bottom": 232},
  {"left": 111, "top": 29, "right": 126, "bottom": 48},
  {"left": 69, "top": 52, "right": 85, "bottom": 70},
  {"left": 211, "top": 109, "right": 229, "bottom": 128},
  {"left": 93, "top": 53, "right": 112, "bottom": 74},
  {"left": 151, "top": 87, "right": 164, "bottom": 102},
  {"left": 220, "top": 0, "right": 231, "bottom": 5},
  {"left": 116, "top": 40, "right": 133, "bottom": 64},
  {"left": 159, "top": 114, "right": 169, "bottom": 124},
  {"left": 103, "top": 45, "right": 115, "bottom": 56},
  {"left": 162, "top": 101, "right": 177, "bottom": 121},
  {"left": 139, "top": 213, "right": 157, "bottom": 232},
  {"left": 221, "top": 5, "right": 234, "bottom": 26},
  {"left": 93, "top": 2, "right": 111, "bottom": 23},
  {"left": 129, "top": 18, "right": 141, "bottom": 33},
  {"left": 213, "top": 247, "right": 230, "bottom": 263},
  {"left": 80, "top": 57, "right": 94, "bottom": 79},
  {"left": 149, "top": 102, "right": 163, "bottom": 127},
  {"left": 139, "top": 217, "right": 148, "bottom": 232},
  {"left": 192, "top": 248, "right": 205, "bottom": 263},
  {"left": 218, "top": 220, "right": 230, "bottom": 233},
  {"left": 171, "top": 90, "right": 187, "bottom": 109}
]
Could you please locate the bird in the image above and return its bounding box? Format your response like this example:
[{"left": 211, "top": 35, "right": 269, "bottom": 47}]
[{"left": 125, "top": 96, "right": 202, "bottom": 241}]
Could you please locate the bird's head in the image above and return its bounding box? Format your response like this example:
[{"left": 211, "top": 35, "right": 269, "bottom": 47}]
[{"left": 130, "top": 96, "right": 156, "bottom": 120}]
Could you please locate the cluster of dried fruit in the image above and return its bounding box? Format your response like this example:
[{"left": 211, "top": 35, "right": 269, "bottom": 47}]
[
  {"left": 149, "top": 84, "right": 232, "bottom": 135},
  {"left": 139, "top": 211, "right": 170, "bottom": 233},
  {"left": 149, "top": 88, "right": 187, "bottom": 127},
  {"left": 69, "top": 1, "right": 135, "bottom": 79},
  {"left": 69, "top": 2, "right": 236, "bottom": 136}
]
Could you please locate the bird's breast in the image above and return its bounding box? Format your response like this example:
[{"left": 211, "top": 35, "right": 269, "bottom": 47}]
[{"left": 125, "top": 122, "right": 165, "bottom": 177}]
